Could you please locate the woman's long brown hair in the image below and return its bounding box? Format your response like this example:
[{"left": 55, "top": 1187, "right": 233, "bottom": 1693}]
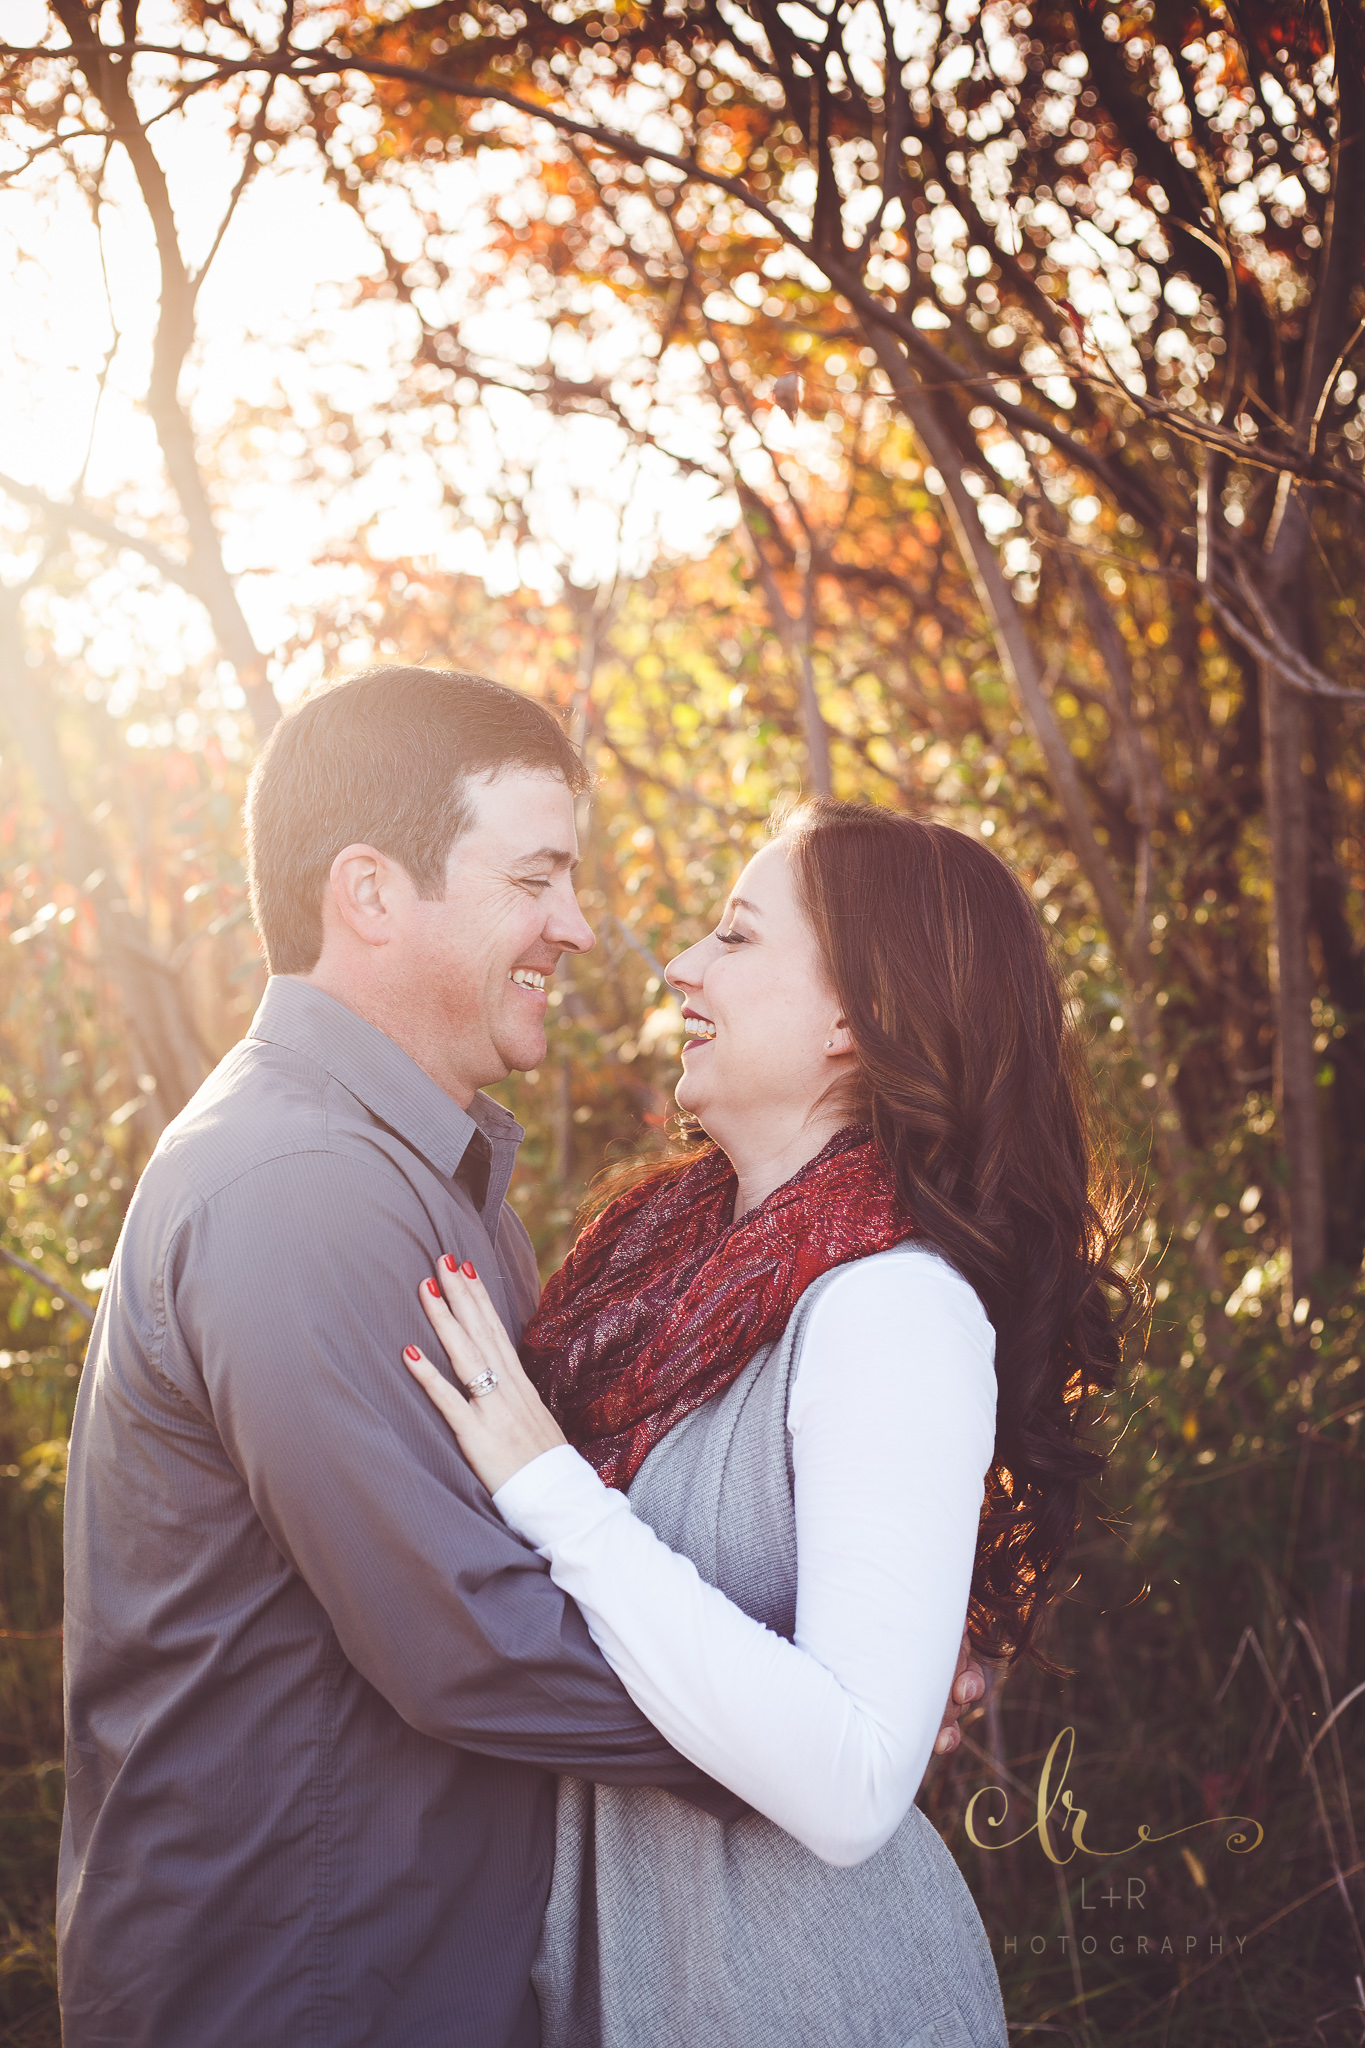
[
  {"left": 586, "top": 798, "right": 1133, "bottom": 1668},
  {"left": 784, "top": 799, "right": 1131, "bottom": 1668}
]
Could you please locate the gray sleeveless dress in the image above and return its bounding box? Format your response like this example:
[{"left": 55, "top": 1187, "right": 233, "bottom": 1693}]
[{"left": 531, "top": 1258, "right": 1009, "bottom": 2048}]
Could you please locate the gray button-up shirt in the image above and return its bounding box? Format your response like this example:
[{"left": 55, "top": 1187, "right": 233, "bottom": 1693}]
[{"left": 60, "top": 977, "right": 728, "bottom": 2048}]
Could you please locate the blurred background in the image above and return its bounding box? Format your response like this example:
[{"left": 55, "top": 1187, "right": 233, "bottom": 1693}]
[{"left": 1, "top": 1, "right": 1362, "bottom": 2040}]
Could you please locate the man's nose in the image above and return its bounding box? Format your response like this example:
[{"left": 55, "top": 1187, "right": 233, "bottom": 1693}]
[{"left": 548, "top": 889, "right": 596, "bottom": 955}]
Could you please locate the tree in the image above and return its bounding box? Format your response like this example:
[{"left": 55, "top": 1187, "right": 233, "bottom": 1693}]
[
  {"left": 304, "top": 0, "right": 1360, "bottom": 1298},
  {"left": 3, "top": 10, "right": 1364, "bottom": 2033},
  {"left": 12, "top": 0, "right": 1355, "bottom": 1286},
  {"left": 0, "top": 0, "right": 290, "bottom": 1126}
]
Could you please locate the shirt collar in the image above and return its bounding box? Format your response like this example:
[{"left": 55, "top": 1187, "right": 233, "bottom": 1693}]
[{"left": 247, "top": 977, "right": 524, "bottom": 1186}]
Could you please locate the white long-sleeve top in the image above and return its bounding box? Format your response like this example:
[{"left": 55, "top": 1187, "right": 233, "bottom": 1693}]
[{"left": 493, "top": 1245, "right": 997, "bottom": 1868}]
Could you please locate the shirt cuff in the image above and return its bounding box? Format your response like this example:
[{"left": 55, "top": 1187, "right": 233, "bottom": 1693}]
[{"left": 492, "top": 1443, "right": 625, "bottom": 1553}]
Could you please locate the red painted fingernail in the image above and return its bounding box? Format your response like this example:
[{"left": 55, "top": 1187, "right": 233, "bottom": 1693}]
[
  {"left": 425, "top": 1277, "right": 440, "bottom": 1298},
  {"left": 442, "top": 1253, "right": 459, "bottom": 1272},
  {"left": 462, "top": 1261, "right": 477, "bottom": 1279},
  {"left": 404, "top": 1345, "right": 421, "bottom": 1362}
]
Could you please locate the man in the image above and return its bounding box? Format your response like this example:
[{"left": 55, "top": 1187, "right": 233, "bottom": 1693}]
[{"left": 60, "top": 667, "right": 981, "bottom": 2046}]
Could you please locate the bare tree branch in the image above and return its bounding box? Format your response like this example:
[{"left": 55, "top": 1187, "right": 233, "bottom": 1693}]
[
  {"left": 0, "top": 1244, "right": 97, "bottom": 1326},
  {"left": 47, "top": 3, "right": 279, "bottom": 736},
  {"left": 0, "top": 469, "right": 198, "bottom": 594}
]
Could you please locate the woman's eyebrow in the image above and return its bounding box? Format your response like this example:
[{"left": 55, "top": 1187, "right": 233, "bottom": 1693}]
[{"left": 727, "top": 895, "right": 762, "bottom": 916}]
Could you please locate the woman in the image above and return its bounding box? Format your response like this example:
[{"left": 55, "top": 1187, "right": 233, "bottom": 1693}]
[{"left": 404, "top": 799, "right": 1127, "bottom": 2048}]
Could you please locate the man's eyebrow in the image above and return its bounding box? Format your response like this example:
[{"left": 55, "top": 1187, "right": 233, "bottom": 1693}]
[{"left": 511, "top": 846, "right": 579, "bottom": 872}]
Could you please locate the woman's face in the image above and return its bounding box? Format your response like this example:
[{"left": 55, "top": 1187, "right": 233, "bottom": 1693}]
[{"left": 665, "top": 839, "right": 849, "bottom": 1146}]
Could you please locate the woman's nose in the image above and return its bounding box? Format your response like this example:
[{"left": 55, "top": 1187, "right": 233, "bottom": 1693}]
[{"left": 665, "top": 941, "right": 701, "bottom": 992}]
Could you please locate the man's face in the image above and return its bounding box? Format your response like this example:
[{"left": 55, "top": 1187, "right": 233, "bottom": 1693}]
[{"left": 405, "top": 768, "right": 594, "bottom": 1095}]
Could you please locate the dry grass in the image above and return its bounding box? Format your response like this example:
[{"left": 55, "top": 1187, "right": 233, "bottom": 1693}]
[
  {"left": 2, "top": 1274, "right": 1361, "bottom": 2046},
  {"left": 920, "top": 1273, "right": 1365, "bottom": 2044}
]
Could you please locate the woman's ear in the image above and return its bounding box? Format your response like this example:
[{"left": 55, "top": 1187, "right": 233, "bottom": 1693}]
[{"left": 823, "top": 1017, "right": 855, "bottom": 1058}]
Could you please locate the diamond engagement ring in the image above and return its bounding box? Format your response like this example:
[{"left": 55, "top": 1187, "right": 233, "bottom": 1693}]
[{"left": 465, "top": 1368, "right": 500, "bottom": 1399}]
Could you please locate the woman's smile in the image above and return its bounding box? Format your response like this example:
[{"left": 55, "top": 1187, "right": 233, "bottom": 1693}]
[{"left": 681, "top": 1006, "right": 716, "bottom": 1047}]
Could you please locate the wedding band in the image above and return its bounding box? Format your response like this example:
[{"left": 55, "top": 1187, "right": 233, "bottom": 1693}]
[{"left": 465, "top": 1368, "right": 500, "bottom": 1399}]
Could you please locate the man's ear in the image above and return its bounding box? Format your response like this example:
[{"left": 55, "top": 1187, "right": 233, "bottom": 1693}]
[{"left": 327, "top": 843, "right": 407, "bottom": 948}]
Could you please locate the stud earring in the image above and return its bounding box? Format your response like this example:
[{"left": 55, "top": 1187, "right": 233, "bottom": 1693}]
[{"left": 825, "top": 1038, "right": 834, "bottom": 1049}]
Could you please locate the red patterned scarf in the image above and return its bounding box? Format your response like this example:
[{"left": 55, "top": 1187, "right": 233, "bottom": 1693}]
[{"left": 520, "top": 1124, "right": 918, "bottom": 1490}]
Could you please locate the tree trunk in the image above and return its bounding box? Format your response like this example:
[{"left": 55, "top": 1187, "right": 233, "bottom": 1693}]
[
  {"left": 869, "top": 328, "right": 1228, "bottom": 1293},
  {"left": 738, "top": 509, "right": 832, "bottom": 795},
  {"left": 1249, "top": 33, "right": 1365, "bottom": 1296},
  {"left": 796, "top": 557, "right": 832, "bottom": 798},
  {"left": 1257, "top": 647, "right": 1327, "bottom": 1297}
]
